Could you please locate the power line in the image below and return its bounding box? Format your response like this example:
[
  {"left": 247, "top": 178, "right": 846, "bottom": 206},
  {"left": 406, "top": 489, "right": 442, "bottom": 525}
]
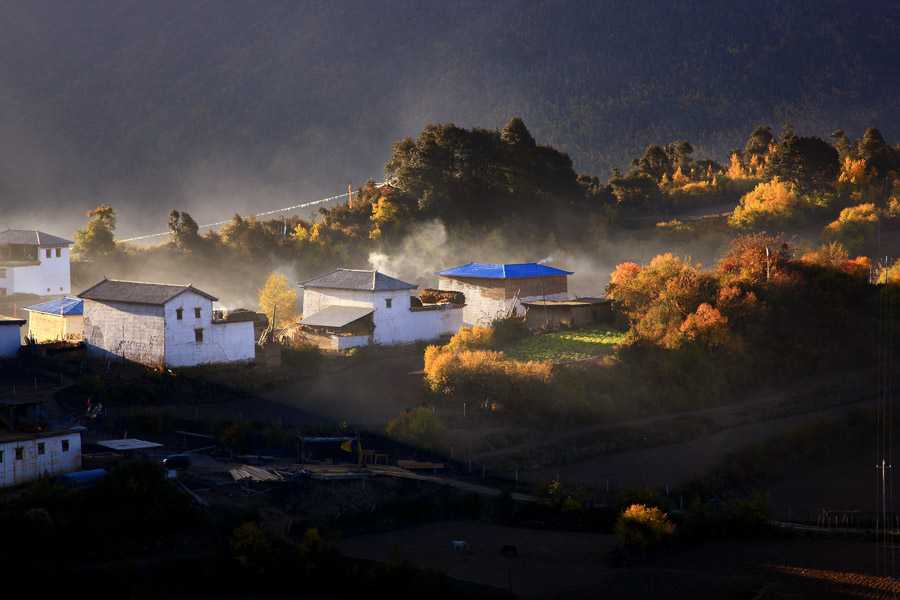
[{"left": 115, "top": 185, "right": 380, "bottom": 244}]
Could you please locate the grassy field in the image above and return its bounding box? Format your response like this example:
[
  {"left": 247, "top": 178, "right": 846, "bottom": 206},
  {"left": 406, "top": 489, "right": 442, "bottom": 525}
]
[{"left": 503, "top": 324, "right": 628, "bottom": 363}]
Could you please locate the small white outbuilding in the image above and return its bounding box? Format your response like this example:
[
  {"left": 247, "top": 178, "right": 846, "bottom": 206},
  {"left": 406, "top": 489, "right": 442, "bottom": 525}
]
[{"left": 0, "top": 315, "right": 25, "bottom": 357}]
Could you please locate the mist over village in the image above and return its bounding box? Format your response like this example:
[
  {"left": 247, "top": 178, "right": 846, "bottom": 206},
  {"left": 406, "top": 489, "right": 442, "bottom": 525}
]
[{"left": 2, "top": 1, "right": 900, "bottom": 598}]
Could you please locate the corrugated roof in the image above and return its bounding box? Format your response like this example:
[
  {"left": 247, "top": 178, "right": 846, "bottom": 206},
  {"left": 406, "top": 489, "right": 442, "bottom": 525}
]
[
  {"left": 299, "top": 305, "right": 374, "bottom": 328},
  {"left": 77, "top": 278, "right": 217, "bottom": 305},
  {"left": 0, "top": 229, "right": 72, "bottom": 246},
  {"left": 24, "top": 297, "right": 84, "bottom": 316},
  {"left": 436, "top": 263, "right": 573, "bottom": 279},
  {"left": 0, "top": 315, "right": 26, "bottom": 326},
  {"left": 298, "top": 269, "right": 417, "bottom": 291}
]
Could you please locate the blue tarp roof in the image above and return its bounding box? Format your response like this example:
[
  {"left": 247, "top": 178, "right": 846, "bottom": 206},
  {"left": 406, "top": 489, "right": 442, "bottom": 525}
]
[
  {"left": 24, "top": 297, "right": 83, "bottom": 316},
  {"left": 436, "top": 263, "right": 573, "bottom": 279}
]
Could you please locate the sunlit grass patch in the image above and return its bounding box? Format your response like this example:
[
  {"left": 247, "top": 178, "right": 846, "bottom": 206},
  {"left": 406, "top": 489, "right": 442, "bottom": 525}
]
[{"left": 503, "top": 324, "right": 628, "bottom": 363}]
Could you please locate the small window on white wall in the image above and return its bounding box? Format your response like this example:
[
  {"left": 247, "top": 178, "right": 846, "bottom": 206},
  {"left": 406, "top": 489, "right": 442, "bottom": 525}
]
[
  {"left": 195, "top": 328, "right": 204, "bottom": 343},
  {"left": 46, "top": 249, "right": 51, "bottom": 258},
  {"left": 194, "top": 307, "right": 201, "bottom": 319},
  {"left": 176, "top": 308, "right": 183, "bottom": 320},
  {"left": 385, "top": 298, "right": 392, "bottom": 308},
  {"left": 56, "top": 248, "right": 61, "bottom": 257}
]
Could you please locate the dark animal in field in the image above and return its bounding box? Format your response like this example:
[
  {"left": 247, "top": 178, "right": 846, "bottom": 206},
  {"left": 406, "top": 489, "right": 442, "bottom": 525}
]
[
  {"left": 452, "top": 540, "right": 469, "bottom": 552},
  {"left": 500, "top": 544, "right": 517, "bottom": 557}
]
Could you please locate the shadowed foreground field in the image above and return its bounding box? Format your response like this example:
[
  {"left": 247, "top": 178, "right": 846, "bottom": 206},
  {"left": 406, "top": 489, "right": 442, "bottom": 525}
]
[{"left": 341, "top": 520, "right": 899, "bottom": 599}]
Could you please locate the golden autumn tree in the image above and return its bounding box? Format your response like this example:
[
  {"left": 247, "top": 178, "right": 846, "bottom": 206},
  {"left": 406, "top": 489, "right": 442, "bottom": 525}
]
[{"left": 257, "top": 273, "right": 298, "bottom": 327}]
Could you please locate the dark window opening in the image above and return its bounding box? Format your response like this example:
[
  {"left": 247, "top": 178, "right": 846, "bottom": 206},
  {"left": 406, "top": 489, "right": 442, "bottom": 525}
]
[
  {"left": 46, "top": 248, "right": 51, "bottom": 258},
  {"left": 176, "top": 308, "right": 183, "bottom": 320},
  {"left": 37, "top": 443, "right": 45, "bottom": 455},
  {"left": 55, "top": 248, "right": 61, "bottom": 257},
  {"left": 15, "top": 447, "right": 24, "bottom": 460},
  {"left": 385, "top": 298, "right": 392, "bottom": 308},
  {"left": 61, "top": 440, "right": 70, "bottom": 452},
  {"left": 194, "top": 307, "right": 201, "bottom": 319},
  {"left": 195, "top": 328, "right": 203, "bottom": 343}
]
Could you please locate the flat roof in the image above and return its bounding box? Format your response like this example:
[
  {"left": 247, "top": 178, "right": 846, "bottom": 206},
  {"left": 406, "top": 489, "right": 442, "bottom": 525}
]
[
  {"left": 96, "top": 439, "right": 164, "bottom": 452},
  {"left": 521, "top": 297, "right": 612, "bottom": 307}
]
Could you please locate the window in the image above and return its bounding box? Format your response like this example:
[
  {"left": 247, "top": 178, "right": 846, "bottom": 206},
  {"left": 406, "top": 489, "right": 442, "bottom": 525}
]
[
  {"left": 0, "top": 268, "right": 5, "bottom": 278},
  {"left": 176, "top": 308, "right": 183, "bottom": 320},
  {"left": 55, "top": 248, "right": 61, "bottom": 257},
  {"left": 15, "top": 447, "right": 24, "bottom": 460},
  {"left": 46, "top": 248, "right": 51, "bottom": 258},
  {"left": 47, "top": 288, "right": 51, "bottom": 292},
  {"left": 194, "top": 307, "right": 201, "bottom": 319},
  {"left": 385, "top": 298, "right": 392, "bottom": 308},
  {"left": 0, "top": 450, "right": 4, "bottom": 463},
  {"left": 61, "top": 439, "right": 70, "bottom": 452},
  {"left": 60, "top": 287, "right": 64, "bottom": 291},
  {"left": 195, "top": 328, "right": 203, "bottom": 343},
  {"left": 37, "top": 442, "right": 45, "bottom": 455}
]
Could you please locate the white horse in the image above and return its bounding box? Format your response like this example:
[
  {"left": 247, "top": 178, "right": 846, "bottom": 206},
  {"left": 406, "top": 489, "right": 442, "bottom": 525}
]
[{"left": 451, "top": 540, "right": 469, "bottom": 553}]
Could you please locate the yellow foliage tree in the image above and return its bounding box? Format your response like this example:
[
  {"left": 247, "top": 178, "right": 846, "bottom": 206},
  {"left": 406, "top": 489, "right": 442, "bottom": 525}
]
[
  {"left": 257, "top": 273, "right": 298, "bottom": 327},
  {"left": 726, "top": 153, "right": 746, "bottom": 179},
  {"left": 822, "top": 203, "right": 878, "bottom": 257},
  {"left": 729, "top": 177, "right": 799, "bottom": 228}
]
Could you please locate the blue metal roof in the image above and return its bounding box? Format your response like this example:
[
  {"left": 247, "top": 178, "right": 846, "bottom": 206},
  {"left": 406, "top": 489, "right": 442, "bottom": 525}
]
[
  {"left": 436, "top": 263, "right": 573, "bottom": 279},
  {"left": 24, "top": 297, "right": 83, "bottom": 316}
]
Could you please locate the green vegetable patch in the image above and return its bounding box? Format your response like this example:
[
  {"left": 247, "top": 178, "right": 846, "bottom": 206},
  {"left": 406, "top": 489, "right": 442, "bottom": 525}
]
[{"left": 503, "top": 324, "right": 628, "bottom": 363}]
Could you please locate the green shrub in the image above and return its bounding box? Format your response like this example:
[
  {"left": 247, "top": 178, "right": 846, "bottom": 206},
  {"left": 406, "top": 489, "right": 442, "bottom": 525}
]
[{"left": 385, "top": 407, "right": 446, "bottom": 447}]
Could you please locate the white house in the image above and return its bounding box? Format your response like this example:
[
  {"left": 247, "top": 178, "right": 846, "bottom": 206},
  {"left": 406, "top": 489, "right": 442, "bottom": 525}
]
[
  {"left": 297, "top": 269, "right": 464, "bottom": 350},
  {"left": 78, "top": 278, "right": 256, "bottom": 367},
  {"left": 0, "top": 315, "right": 25, "bottom": 356},
  {"left": 0, "top": 229, "right": 72, "bottom": 296},
  {"left": 0, "top": 399, "right": 82, "bottom": 489},
  {"left": 436, "top": 262, "right": 573, "bottom": 327},
  {"left": 24, "top": 297, "right": 84, "bottom": 342}
]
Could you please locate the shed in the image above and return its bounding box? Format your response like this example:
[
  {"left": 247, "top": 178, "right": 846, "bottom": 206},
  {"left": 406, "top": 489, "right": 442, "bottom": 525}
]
[
  {"left": 96, "top": 438, "right": 164, "bottom": 460},
  {"left": 521, "top": 297, "right": 613, "bottom": 330},
  {"left": 24, "top": 296, "right": 83, "bottom": 342},
  {"left": 0, "top": 315, "right": 25, "bottom": 356}
]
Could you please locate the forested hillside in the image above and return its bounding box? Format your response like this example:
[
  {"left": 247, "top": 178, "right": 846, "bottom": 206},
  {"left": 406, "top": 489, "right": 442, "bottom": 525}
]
[{"left": 1, "top": 1, "right": 899, "bottom": 237}]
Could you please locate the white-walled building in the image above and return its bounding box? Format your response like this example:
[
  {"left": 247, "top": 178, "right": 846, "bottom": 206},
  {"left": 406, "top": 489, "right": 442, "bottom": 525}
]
[
  {"left": 297, "top": 269, "right": 463, "bottom": 349},
  {"left": 0, "top": 315, "right": 25, "bottom": 356},
  {"left": 436, "top": 262, "right": 573, "bottom": 327},
  {"left": 24, "top": 297, "right": 84, "bottom": 342},
  {"left": 0, "top": 229, "right": 72, "bottom": 296},
  {"left": 78, "top": 278, "right": 256, "bottom": 367},
  {"left": 0, "top": 399, "right": 82, "bottom": 489}
]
